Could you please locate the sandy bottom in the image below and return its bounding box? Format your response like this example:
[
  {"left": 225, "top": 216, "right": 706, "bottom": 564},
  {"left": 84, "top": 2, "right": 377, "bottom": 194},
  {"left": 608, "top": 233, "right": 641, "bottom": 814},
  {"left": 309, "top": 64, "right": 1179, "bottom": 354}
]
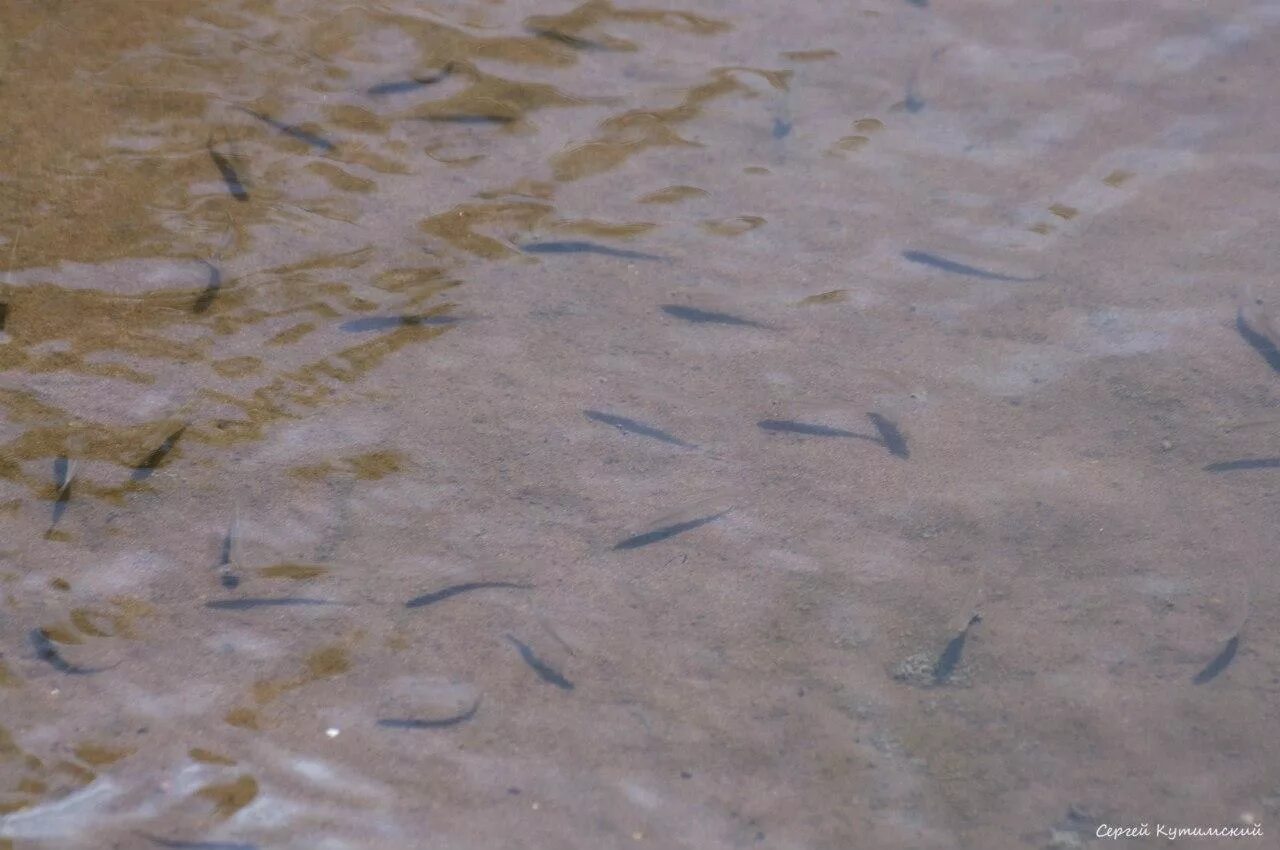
[{"left": 1, "top": 1, "right": 1279, "bottom": 848}]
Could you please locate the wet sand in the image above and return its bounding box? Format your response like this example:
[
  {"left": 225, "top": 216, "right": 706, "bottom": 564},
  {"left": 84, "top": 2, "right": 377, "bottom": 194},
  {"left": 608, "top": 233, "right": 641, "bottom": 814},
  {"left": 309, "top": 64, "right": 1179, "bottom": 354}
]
[{"left": 1, "top": 1, "right": 1279, "bottom": 848}]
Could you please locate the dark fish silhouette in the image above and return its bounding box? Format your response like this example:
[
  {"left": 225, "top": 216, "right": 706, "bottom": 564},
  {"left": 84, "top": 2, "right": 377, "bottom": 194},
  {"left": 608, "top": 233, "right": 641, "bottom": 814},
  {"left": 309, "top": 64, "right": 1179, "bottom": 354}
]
[
  {"left": 867, "top": 413, "right": 909, "bottom": 458},
  {"left": 1192, "top": 635, "right": 1239, "bottom": 684},
  {"left": 192, "top": 261, "right": 222, "bottom": 313},
  {"left": 50, "top": 455, "right": 74, "bottom": 528},
  {"left": 660, "top": 304, "right": 766, "bottom": 328},
  {"left": 377, "top": 700, "right": 480, "bottom": 729},
  {"left": 424, "top": 114, "right": 515, "bottom": 125},
  {"left": 405, "top": 582, "right": 531, "bottom": 609},
  {"left": 906, "top": 0, "right": 928, "bottom": 6},
  {"left": 205, "top": 598, "right": 336, "bottom": 610},
  {"left": 339, "top": 315, "right": 460, "bottom": 332},
  {"left": 584, "top": 410, "right": 695, "bottom": 448},
  {"left": 139, "top": 834, "right": 259, "bottom": 850},
  {"left": 758, "top": 420, "right": 866, "bottom": 439},
  {"left": 772, "top": 118, "right": 792, "bottom": 139},
  {"left": 521, "top": 241, "right": 663, "bottom": 261},
  {"left": 1235, "top": 309, "right": 1280, "bottom": 374},
  {"left": 238, "top": 108, "right": 335, "bottom": 152},
  {"left": 132, "top": 426, "right": 186, "bottom": 480},
  {"left": 613, "top": 510, "right": 729, "bottom": 551},
  {"left": 0, "top": 302, "right": 8, "bottom": 331},
  {"left": 217, "top": 514, "right": 240, "bottom": 589},
  {"left": 506, "top": 635, "right": 574, "bottom": 690},
  {"left": 933, "top": 615, "right": 980, "bottom": 684},
  {"left": 1204, "top": 458, "right": 1280, "bottom": 472},
  {"left": 902, "top": 250, "right": 1035, "bottom": 282},
  {"left": 367, "top": 68, "right": 452, "bottom": 96},
  {"left": 531, "top": 29, "right": 610, "bottom": 51},
  {"left": 29, "top": 628, "right": 103, "bottom": 675},
  {"left": 206, "top": 144, "right": 249, "bottom": 202}
]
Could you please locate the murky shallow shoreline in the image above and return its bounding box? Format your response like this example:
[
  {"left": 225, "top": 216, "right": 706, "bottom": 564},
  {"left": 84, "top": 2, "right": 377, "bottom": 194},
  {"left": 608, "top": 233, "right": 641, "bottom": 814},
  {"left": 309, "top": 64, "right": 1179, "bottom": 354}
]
[{"left": 2, "top": 1, "right": 1279, "bottom": 848}]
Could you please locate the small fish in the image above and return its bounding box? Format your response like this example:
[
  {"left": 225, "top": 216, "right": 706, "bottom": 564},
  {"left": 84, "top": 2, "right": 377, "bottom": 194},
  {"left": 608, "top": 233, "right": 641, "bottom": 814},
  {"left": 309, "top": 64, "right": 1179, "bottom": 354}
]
[
  {"left": 521, "top": 241, "right": 663, "bottom": 261},
  {"left": 50, "top": 455, "right": 76, "bottom": 528},
  {"left": 772, "top": 118, "right": 792, "bottom": 139},
  {"left": 531, "top": 29, "right": 609, "bottom": 51},
  {"left": 132, "top": 426, "right": 186, "bottom": 480},
  {"left": 933, "top": 614, "right": 980, "bottom": 684},
  {"left": 1192, "top": 635, "right": 1240, "bottom": 684},
  {"left": 758, "top": 420, "right": 866, "bottom": 439},
  {"left": 238, "top": 108, "right": 335, "bottom": 152},
  {"left": 903, "top": 92, "right": 925, "bottom": 113},
  {"left": 205, "top": 597, "right": 336, "bottom": 610},
  {"left": 206, "top": 143, "right": 249, "bottom": 202},
  {"left": 902, "top": 250, "right": 1036, "bottom": 282},
  {"left": 425, "top": 113, "right": 515, "bottom": 125},
  {"left": 584, "top": 410, "right": 696, "bottom": 448},
  {"left": 1204, "top": 458, "right": 1280, "bottom": 472},
  {"left": 906, "top": 0, "right": 928, "bottom": 7},
  {"left": 339, "top": 315, "right": 460, "bottom": 332},
  {"left": 867, "top": 413, "right": 909, "bottom": 458},
  {"left": 192, "top": 261, "right": 222, "bottom": 314},
  {"left": 660, "top": 304, "right": 766, "bottom": 328},
  {"left": 29, "top": 628, "right": 103, "bottom": 675},
  {"left": 377, "top": 700, "right": 481, "bottom": 729},
  {"left": 0, "top": 301, "right": 8, "bottom": 331},
  {"left": 218, "top": 511, "right": 240, "bottom": 589},
  {"left": 506, "top": 635, "right": 574, "bottom": 690},
  {"left": 1235, "top": 309, "right": 1280, "bottom": 374},
  {"left": 405, "top": 582, "right": 531, "bottom": 609},
  {"left": 366, "top": 71, "right": 450, "bottom": 96},
  {"left": 139, "top": 834, "right": 259, "bottom": 850},
  {"left": 613, "top": 510, "right": 729, "bottom": 551}
]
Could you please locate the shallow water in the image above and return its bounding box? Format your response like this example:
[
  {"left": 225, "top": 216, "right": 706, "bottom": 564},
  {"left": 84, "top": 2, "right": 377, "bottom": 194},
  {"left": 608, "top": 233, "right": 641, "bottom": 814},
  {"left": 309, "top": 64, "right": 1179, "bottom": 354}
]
[{"left": 2, "top": 1, "right": 1279, "bottom": 848}]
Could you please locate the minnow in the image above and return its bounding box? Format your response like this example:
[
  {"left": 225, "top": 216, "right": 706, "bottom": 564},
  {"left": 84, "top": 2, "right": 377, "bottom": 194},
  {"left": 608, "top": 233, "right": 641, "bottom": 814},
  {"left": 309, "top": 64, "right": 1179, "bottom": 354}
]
[
  {"left": 377, "top": 699, "right": 481, "bottom": 729},
  {"left": 218, "top": 511, "right": 241, "bottom": 589},
  {"left": 206, "top": 143, "right": 249, "bottom": 202},
  {"left": 867, "top": 413, "right": 909, "bottom": 458},
  {"left": 192, "top": 261, "right": 222, "bottom": 313},
  {"left": 660, "top": 304, "right": 766, "bottom": 328},
  {"left": 339, "top": 315, "right": 460, "bottom": 332},
  {"left": 613, "top": 510, "right": 729, "bottom": 551},
  {"left": 506, "top": 635, "right": 574, "bottom": 690},
  {"left": 139, "top": 834, "right": 259, "bottom": 850},
  {"left": 584, "top": 410, "right": 696, "bottom": 448},
  {"left": 1204, "top": 458, "right": 1280, "bottom": 472},
  {"left": 0, "top": 301, "right": 8, "bottom": 331},
  {"left": 521, "top": 241, "right": 663, "bottom": 261},
  {"left": 1192, "top": 635, "right": 1239, "bottom": 684},
  {"left": 902, "top": 250, "right": 1036, "bottom": 282},
  {"left": 530, "top": 29, "right": 609, "bottom": 51},
  {"left": 424, "top": 114, "right": 515, "bottom": 125},
  {"left": 405, "top": 581, "right": 531, "bottom": 609},
  {"left": 758, "top": 420, "right": 867, "bottom": 439},
  {"left": 366, "top": 67, "right": 452, "bottom": 96},
  {"left": 29, "top": 628, "right": 103, "bottom": 675},
  {"left": 50, "top": 455, "right": 76, "bottom": 528},
  {"left": 1235, "top": 309, "right": 1280, "bottom": 374},
  {"left": 238, "top": 108, "right": 335, "bottom": 152},
  {"left": 933, "top": 614, "right": 980, "bottom": 684},
  {"left": 772, "top": 118, "right": 792, "bottom": 139},
  {"left": 205, "top": 597, "right": 336, "bottom": 610},
  {"left": 132, "top": 425, "right": 186, "bottom": 480}
]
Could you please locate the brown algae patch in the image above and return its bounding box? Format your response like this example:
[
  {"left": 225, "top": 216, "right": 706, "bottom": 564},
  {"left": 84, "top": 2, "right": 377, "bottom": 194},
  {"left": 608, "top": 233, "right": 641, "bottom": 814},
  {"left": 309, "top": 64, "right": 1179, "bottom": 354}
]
[
  {"left": 72, "top": 742, "right": 132, "bottom": 767},
  {"left": 197, "top": 775, "right": 259, "bottom": 818},
  {"left": 781, "top": 49, "right": 839, "bottom": 61},
  {"left": 638, "top": 185, "right": 708, "bottom": 204},
  {"left": 212, "top": 357, "right": 263, "bottom": 378},
  {"left": 224, "top": 708, "right": 261, "bottom": 730},
  {"left": 258, "top": 563, "right": 329, "bottom": 580},
  {"left": 853, "top": 118, "right": 884, "bottom": 133},
  {"left": 701, "top": 216, "right": 764, "bottom": 237},
  {"left": 797, "top": 290, "right": 848, "bottom": 306},
  {"left": 1103, "top": 169, "right": 1134, "bottom": 187},
  {"left": 189, "top": 748, "right": 236, "bottom": 766},
  {"left": 306, "top": 162, "right": 376, "bottom": 193},
  {"left": 1048, "top": 203, "right": 1078, "bottom": 220}
]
